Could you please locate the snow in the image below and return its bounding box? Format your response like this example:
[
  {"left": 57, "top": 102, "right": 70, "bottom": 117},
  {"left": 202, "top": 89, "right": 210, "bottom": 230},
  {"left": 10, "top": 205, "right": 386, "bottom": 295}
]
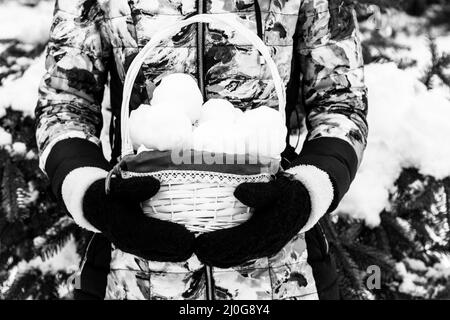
[
  {"left": 28, "top": 237, "right": 79, "bottom": 274},
  {"left": 12, "top": 142, "right": 27, "bottom": 156},
  {"left": 395, "top": 259, "right": 450, "bottom": 298},
  {"left": 151, "top": 73, "right": 203, "bottom": 124},
  {"left": 337, "top": 63, "right": 450, "bottom": 227},
  {"left": 0, "top": 105, "right": 6, "bottom": 119},
  {"left": 425, "top": 262, "right": 450, "bottom": 279},
  {"left": 392, "top": 32, "right": 450, "bottom": 101},
  {"left": 395, "top": 262, "right": 428, "bottom": 297},
  {"left": 0, "top": 1, "right": 53, "bottom": 45},
  {"left": 25, "top": 150, "right": 37, "bottom": 160},
  {"left": 1, "top": 238, "right": 80, "bottom": 296},
  {"left": 0, "top": 127, "right": 12, "bottom": 146},
  {"left": 404, "top": 258, "right": 428, "bottom": 272},
  {"left": 0, "top": 54, "right": 46, "bottom": 117},
  {"left": 360, "top": 10, "right": 450, "bottom": 100}
]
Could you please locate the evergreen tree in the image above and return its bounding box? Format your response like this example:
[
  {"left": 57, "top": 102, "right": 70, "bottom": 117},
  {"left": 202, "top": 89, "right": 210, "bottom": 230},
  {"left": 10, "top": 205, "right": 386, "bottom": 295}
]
[{"left": 0, "top": 0, "right": 449, "bottom": 299}]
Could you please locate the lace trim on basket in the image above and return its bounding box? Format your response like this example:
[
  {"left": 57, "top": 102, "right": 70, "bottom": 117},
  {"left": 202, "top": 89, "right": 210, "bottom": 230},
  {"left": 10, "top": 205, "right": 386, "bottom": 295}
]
[{"left": 121, "top": 170, "right": 272, "bottom": 185}]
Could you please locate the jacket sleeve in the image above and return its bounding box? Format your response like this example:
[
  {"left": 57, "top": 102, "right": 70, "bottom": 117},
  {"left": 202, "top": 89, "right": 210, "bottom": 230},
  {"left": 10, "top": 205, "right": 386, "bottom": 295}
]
[
  {"left": 290, "top": 0, "right": 368, "bottom": 211},
  {"left": 35, "top": 0, "right": 111, "bottom": 197}
]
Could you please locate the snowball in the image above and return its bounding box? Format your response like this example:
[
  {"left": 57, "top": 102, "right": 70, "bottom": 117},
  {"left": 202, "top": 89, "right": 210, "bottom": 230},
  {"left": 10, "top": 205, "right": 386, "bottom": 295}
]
[
  {"left": 129, "top": 103, "right": 193, "bottom": 152},
  {"left": 199, "top": 99, "right": 236, "bottom": 124},
  {"left": 235, "top": 106, "right": 287, "bottom": 158},
  {"left": 192, "top": 121, "right": 236, "bottom": 154},
  {"left": 129, "top": 104, "right": 151, "bottom": 148},
  {"left": 234, "top": 107, "right": 244, "bottom": 122},
  {"left": 151, "top": 73, "right": 203, "bottom": 124}
]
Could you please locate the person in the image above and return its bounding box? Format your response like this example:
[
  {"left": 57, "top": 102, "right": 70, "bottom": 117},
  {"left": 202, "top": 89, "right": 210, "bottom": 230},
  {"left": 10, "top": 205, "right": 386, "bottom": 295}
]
[{"left": 36, "top": 0, "right": 368, "bottom": 300}]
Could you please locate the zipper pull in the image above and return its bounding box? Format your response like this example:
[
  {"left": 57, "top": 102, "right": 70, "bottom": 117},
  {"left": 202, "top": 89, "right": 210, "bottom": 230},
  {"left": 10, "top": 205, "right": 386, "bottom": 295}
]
[
  {"left": 258, "top": 53, "right": 265, "bottom": 65},
  {"left": 67, "top": 270, "right": 82, "bottom": 291}
]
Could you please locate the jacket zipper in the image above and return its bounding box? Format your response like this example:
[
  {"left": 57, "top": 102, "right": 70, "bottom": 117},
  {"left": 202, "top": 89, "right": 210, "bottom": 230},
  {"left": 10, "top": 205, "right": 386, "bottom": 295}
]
[
  {"left": 197, "top": 0, "right": 214, "bottom": 300},
  {"left": 197, "top": 0, "right": 206, "bottom": 98},
  {"left": 317, "top": 221, "right": 329, "bottom": 255},
  {"left": 253, "top": 1, "right": 264, "bottom": 65},
  {"left": 254, "top": 1, "right": 263, "bottom": 40},
  {"left": 205, "top": 265, "right": 215, "bottom": 300}
]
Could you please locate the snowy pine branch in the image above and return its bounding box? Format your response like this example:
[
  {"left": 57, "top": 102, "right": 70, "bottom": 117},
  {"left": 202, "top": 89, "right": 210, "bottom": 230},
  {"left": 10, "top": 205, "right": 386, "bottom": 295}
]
[
  {"left": 33, "top": 217, "right": 79, "bottom": 261},
  {"left": 1, "top": 158, "right": 27, "bottom": 222}
]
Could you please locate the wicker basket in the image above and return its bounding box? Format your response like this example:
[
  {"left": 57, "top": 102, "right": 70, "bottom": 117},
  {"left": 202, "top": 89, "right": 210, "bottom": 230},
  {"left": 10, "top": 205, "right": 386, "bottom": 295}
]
[
  {"left": 113, "top": 14, "right": 286, "bottom": 233},
  {"left": 134, "top": 168, "right": 272, "bottom": 233}
]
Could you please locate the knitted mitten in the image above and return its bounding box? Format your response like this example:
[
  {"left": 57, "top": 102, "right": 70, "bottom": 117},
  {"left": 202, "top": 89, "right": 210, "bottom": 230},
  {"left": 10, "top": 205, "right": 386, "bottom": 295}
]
[
  {"left": 194, "top": 174, "right": 311, "bottom": 268},
  {"left": 83, "top": 176, "right": 195, "bottom": 262}
]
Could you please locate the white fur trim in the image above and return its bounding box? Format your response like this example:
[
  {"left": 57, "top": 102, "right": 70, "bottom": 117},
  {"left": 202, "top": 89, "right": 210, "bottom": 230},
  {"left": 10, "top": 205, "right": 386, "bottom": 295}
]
[
  {"left": 286, "top": 165, "right": 334, "bottom": 233},
  {"left": 61, "top": 167, "right": 108, "bottom": 233}
]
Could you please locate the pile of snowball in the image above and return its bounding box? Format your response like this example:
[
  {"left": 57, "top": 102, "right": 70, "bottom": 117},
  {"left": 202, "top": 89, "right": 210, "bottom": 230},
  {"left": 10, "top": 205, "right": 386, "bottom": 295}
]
[{"left": 129, "top": 73, "right": 286, "bottom": 158}]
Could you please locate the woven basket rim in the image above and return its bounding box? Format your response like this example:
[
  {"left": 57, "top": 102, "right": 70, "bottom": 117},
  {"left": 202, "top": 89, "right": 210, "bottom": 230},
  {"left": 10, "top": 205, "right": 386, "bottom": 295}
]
[{"left": 121, "top": 169, "right": 273, "bottom": 185}]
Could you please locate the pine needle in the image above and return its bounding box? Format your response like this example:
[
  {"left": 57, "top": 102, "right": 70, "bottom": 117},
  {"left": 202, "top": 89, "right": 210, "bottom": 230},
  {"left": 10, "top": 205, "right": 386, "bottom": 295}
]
[
  {"left": 34, "top": 217, "right": 79, "bottom": 261},
  {"left": 1, "top": 158, "right": 27, "bottom": 222}
]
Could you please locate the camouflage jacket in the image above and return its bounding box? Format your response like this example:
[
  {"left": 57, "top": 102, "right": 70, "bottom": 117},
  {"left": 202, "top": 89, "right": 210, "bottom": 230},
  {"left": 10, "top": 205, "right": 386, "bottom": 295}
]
[{"left": 36, "top": 0, "right": 367, "bottom": 301}]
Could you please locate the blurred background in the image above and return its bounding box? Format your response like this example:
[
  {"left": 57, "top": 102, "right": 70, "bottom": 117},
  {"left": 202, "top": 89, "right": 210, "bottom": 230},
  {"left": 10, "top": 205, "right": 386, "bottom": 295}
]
[{"left": 0, "top": 0, "right": 449, "bottom": 300}]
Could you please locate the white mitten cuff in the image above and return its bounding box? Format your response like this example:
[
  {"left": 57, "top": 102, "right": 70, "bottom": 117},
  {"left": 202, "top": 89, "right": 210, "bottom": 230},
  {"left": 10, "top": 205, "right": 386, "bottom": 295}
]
[{"left": 61, "top": 167, "right": 108, "bottom": 233}]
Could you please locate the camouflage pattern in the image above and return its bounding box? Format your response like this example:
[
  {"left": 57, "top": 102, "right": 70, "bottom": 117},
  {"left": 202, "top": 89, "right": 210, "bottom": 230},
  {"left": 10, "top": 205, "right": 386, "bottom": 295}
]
[
  {"left": 298, "top": 0, "right": 368, "bottom": 163},
  {"left": 105, "top": 249, "right": 207, "bottom": 300},
  {"left": 36, "top": 0, "right": 368, "bottom": 166},
  {"left": 104, "top": 232, "right": 318, "bottom": 300},
  {"left": 36, "top": 0, "right": 367, "bottom": 300}
]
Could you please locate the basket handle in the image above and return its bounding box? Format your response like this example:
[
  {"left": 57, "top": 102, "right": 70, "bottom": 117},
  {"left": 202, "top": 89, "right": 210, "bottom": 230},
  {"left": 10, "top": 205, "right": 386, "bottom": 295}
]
[{"left": 120, "top": 14, "right": 286, "bottom": 157}]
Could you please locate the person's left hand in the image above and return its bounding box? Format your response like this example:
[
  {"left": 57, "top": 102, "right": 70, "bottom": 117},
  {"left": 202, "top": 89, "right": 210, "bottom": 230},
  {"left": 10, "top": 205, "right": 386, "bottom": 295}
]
[{"left": 194, "top": 174, "right": 311, "bottom": 268}]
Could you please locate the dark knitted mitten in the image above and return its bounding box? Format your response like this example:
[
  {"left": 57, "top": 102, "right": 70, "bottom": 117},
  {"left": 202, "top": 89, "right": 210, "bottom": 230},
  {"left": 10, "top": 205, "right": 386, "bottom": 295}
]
[
  {"left": 83, "top": 176, "right": 195, "bottom": 262},
  {"left": 194, "top": 174, "right": 311, "bottom": 268}
]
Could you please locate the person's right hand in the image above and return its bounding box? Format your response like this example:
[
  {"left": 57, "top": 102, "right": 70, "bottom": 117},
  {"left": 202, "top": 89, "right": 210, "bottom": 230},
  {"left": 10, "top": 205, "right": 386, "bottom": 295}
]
[{"left": 83, "top": 176, "right": 195, "bottom": 262}]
